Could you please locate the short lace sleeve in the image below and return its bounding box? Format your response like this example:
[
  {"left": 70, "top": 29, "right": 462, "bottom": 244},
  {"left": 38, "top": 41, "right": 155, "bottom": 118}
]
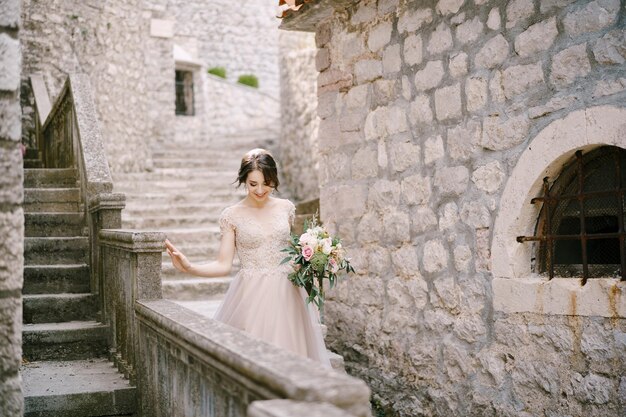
[
  {"left": 219, "top": 207, "right": 236, "bottom": 236},
  {"left": 287, "top": 200, "right": 296, "bottom": 226}
]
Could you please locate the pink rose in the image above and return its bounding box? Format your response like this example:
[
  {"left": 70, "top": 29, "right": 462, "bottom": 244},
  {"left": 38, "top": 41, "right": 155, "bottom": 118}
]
[
  {"left": 329, "top": 258, "right": 339, "bottom": 273},
  {"left": 302, "top": 245, "right": 314, "bottom": 261}
]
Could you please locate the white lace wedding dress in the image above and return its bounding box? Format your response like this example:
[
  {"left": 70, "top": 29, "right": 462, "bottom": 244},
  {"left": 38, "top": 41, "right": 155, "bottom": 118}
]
[{"left": 213, "top": 198, "right": 331, "bottom": 367}]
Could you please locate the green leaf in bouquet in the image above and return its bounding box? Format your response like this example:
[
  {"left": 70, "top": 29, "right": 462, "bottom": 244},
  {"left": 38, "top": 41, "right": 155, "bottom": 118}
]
[{"left": 280, "top": 256, "right": 292, "bottom": 265}]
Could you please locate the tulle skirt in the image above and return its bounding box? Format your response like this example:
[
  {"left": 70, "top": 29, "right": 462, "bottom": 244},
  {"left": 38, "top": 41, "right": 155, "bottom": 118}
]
[{"left": 213, "top": 265, "right": 331, "bottom": 367}]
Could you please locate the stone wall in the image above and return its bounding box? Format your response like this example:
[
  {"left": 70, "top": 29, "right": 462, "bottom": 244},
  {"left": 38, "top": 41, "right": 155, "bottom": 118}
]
[
  {"left": 279, "top": 30, "right": 320, "bottom": 202},
  {"left": 0, "top": 0, "right": 24, "bottom": 414},
  {"left": 20, "top": 0, "right": 162, "bottom": 173},
  {"left": 310, "top": 1, "right": 626, "bottom": 416}
]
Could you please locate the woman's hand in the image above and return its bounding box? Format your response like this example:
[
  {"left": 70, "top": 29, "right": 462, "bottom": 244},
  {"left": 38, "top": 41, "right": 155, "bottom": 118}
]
[{"left": 165, "top": 239, "right": 192, "bottom": 273}]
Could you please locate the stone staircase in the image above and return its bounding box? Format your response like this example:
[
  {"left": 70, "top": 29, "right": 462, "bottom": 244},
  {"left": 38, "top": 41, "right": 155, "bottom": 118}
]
[
  {"left": 21, "top": 162, "right": 136, "bottom": 416},
  {"left": 113, "top": 131, "right": 278, "bottom": 311}
]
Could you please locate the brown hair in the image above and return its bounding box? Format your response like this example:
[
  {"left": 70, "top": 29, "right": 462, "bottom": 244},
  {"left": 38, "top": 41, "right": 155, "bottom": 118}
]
[{"left": 236, "top": 148, "right": 280, "bottom": 192}]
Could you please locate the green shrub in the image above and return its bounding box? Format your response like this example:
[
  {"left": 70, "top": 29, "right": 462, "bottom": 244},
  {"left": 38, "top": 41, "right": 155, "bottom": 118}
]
[
  {"left": 207, "top": 67, "right": 226, "bottom": 79},
  {"left": 237, "top": 74, "right": 259, "bottom": 88}
]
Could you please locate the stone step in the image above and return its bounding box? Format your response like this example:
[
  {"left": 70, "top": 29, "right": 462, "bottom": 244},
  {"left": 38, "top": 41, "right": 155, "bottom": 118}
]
[
  {"left": 24, "top": 212, "right": 87, "bottom": 237},
  {"left": 151, "top": 158, "right": 243, "bottom": 169},
  {"left": 113, "top": 168, "right": 239, "bottom": 182},
  {"left": 22, "top": 321, "right": 109, "bottom": 361},
  {"left": 160, "top": 259, "right": 240, "bottom": 279},
  {"left": 159, "top": 242, "right": 220, "bottom": 261},
  {"left": 24, "top": 159, "right": 44, "bottom": 169},
  {"left": 162, "top": 277, "right": 233, "bottom": 301},
  {"left": 23, "top": 293, "right": 99, "bottom": 324},
  {"left": 148, "top": 226, "right": 221, "bottom": 244},
  {"left": 22, "top": 358, "right": 136, "bottom": 417},
  {"left": 23, "top": 264, "right": 91, "bottom": 295},
  {"left": 114, "top": 178, "right": 238, "bottom": 193},
  {"left": 24, "top": 168, "right": 78, "bottom": 188},
  {"left": 122, "top": 213, "right": 220, "bottom": 230},
  {"left": 123, "top": 201, "right": 226, "bottom": 217},
  {"left": 121, "top": 190, "right": 242, "bottom": 205},
  {"left": 24, "top": 237, "right": 89, "bottom": 265},
  {"left": 24, "top": 188, "right": 81, "bottom": 213}
]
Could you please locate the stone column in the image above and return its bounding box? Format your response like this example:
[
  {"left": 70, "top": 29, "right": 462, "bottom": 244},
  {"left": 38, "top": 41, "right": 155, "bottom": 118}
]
[
  {"left": 99, "top": 229, "right": 165, "bottom": 381},
  {"left": 0, "top": 0, "right": 24, "bottom": 415}
]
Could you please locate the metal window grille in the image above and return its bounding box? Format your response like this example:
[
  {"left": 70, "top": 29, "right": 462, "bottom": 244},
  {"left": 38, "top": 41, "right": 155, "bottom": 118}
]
[
  {"left": 517, "top": 146, "right": 626, "bottom": 285},
  {"left": 175, "top": 70, "right": 194, "bottom": 116}
]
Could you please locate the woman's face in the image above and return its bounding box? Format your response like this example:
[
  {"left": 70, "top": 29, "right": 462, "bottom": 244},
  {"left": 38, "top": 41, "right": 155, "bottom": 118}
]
[{"left": 246, "top": 170, "right": 273, "bottom": 202}]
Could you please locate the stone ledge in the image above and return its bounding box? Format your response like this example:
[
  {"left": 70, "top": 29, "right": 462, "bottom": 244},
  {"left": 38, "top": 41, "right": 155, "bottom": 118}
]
[
  {"left": 493, "top": 276, "right": 626, "bottom": 318},
  {"left": 99, "top": 229, "right": 165, "bottom": 252},
  {"left": 88, "top": 192, "right": 126, "bottom": 213},
  {"left": 135, "top": 299, "right": 371, "bottom": 417},
  {"left": 248, "top": 399, "right": 355, "bottom": 417}
]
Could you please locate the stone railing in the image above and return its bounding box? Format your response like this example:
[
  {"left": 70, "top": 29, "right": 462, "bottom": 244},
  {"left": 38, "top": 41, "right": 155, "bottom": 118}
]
[
  {"left": 98, "top": 231, "right": 371, "bottom": 417},
  {"left": 32, "top": 73, "right": 126, "bottom": 310}
]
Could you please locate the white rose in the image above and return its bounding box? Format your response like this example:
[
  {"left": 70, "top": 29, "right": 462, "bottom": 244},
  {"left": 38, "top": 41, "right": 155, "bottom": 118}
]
[
  {"left": 321, "top": 237, "right": 333, "bottom": 255},
  {"left": 299, "top": 232, "right": 316, "bottom": 247}
]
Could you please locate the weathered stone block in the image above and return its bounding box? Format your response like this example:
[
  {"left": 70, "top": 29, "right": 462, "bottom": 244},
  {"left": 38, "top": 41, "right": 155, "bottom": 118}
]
[
  {"left": 449, "top": 52, "right": 468, "bottom": 78},
  {"left": 0, "top": 374, "right": 22, "bottom": 416},
  {"left": 340, "top": 111, "right": 364, "bottom": 132},
  {"left": 383, "top": 209, "right": 411, "bottom": 243},
  {"left": 506, "top": 0, "right": 535, "bottom": 29},
  {"left": 414, "top": 60, "right": 444, "bottom": 91},
  {"left": 436, "top": 0, "right": 465, "bottom": 15},
  {"left": 427, "top": 23, "right": 453, "bottom": 55},
  {"left": 528, "top": 95, "right": 578, "bottom": 119},
  {"left": 411, "top": 206, "right": 438, "bottom": 235},
  {"left": 424, "top": 135, "right": 444, "bottom": 165},
  {"left": 515, "top": 18, "right": 558, "bottom": 58},
  {"left": 550, "top": 43, "right": 591, "bottom": 87},
  {"left": 447, "top": 120, "right": 481, "bottom": 161},
  {"left": 563, "top": 0, "right": 620, "bottom": 37},
  {"left": 340, "top": 32, "right": 367, "bottom": 62},
  {"left": 592, "top": 77, "right": 626, "bottom": 98},
  {"left": 475, "top": 35, "right": 509, "bottom": 69},
  {"left": 352, "top": 147, "right": 378, "bottom": 180},
  {"left": 0, "top": 146, "right": 22, "bottom": 205},
  {"left": 401, "top": 75, "right": 412, "bottom": 100},
  {"left": 344, "top": 84, "right": 369, "bottom": 109},
  {"left": 465, "top": 76, "right": 487, "bottom": 112},
  {"left": 408, "top": 94, "right": 433, "bottom": 125},
  {"left": 471, "top": 160, "right": 505, "bottom": 193},
  {"left": 391, "top": 245, "right": 421, "bottom": 279},
  {"left": 372, "top": 79, "right": 397, "bottom": 106},
  {"left": 398, "top": 8, "right": 433, "bottom": 33},
  {"left": 389, "top": 138, "right": 420, "bottom": 172},
  {"left": 0, "top": 34, "right": 20, "bottom": 92},
  {"left": 378, "top": 0, "right": 399, "bottom": 15},
  {"left": 434, "top": 83, "right": 462, "bottom": 120},
  {"left": 368, "top": 21, "right": 393, "bottom": 52},
  {"left": 367, "top": 179, "right": 401, "bottom": 211},
  {"left": 438, "top": 202, "right": 459, "bottom": 231},
  {"left": 460, "top": 201, "right": 490, "bottom": 228},
  {"left": 487, "top": 7, "right": 501, "bottom": 30},
  {"left": 489, "top": 70, "right": 505, "bottom": 103},
  {"left": 540, "top": 0, "right": 576, "bottom": 13},
  {"left": 315, "top": 21, "right": 331, "bottom": 48},
  {"left": 318, "top": 69, "right": 353, "bottom": 92},
  {"left": 0, "top": 296, "right": 21, "bottom": 374},
  {"left": 502, "top": 62, "right": 544, "bottom": 99},
  {"left": 0, "top": 209, "right": 23, "bottom": 292},
  {"left": 480, "top": 113, "right": 530, "bottom": 151},
  {"left": 401, "top": 174, "right": 431, "bottom": 205},
  {"left": 453, "top": 314, "right": 487, "bottom": 343},
  {"left": 357, "top": 212, "right": 383, "bottom": 244},
  {"left": 422, "top": 239, "right": 449, "bottom": 273},
  {"left": 453, "top": 245, "right": 472, "bottom": 272},
  {"left": 318, "top": 117, "right": 341, "bottom": 148},
  {"left": 475, "top": 227, "right": 490, "bottom": 272},
  {"left": 456, "top": 16, "right": 483, "bottom": 45},
  {"left": 321, "top": 184, "right": 368, "bottom": 221},
  {"left": 0, "top": 96, "right": 20, "bottom": 141},
  {"left": 403, "top": 34, "right": 423, "bottom": 67},
  {"left": 355, "top": 59, "right": 382, "bottom": 84},
  {"left": 383, "top": 44, "right": 401, "bottom": 74},
  {"left": 317, "top": 91, "right": 339, "bottom": 119},
  {"left": 571, "top": 373, "right": 612, "bottom": 404},
  {"left": 592, "top": 30, "right": 626, "bottom": 65},
  {"left": 351, "top": 3, "right": 377, "bottom": 24},
  {"left": 434, "top": 166, "right": 469, "bottom": 196},
  {"left": 316, "top": 48, "right": 330, "bottom": 72},
  {"left": 0, "top": 0, "right": 20, "bottom": 28}
]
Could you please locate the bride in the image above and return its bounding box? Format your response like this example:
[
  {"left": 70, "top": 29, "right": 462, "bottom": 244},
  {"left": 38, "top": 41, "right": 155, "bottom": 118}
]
[{"left": 165, "top": 148, "right": 331, "bottom": 367}]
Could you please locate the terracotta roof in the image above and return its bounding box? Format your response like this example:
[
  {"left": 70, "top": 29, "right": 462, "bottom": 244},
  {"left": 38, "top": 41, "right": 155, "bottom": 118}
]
[{"left": 277, "top": 0, "right": 317, "bottom": 19}]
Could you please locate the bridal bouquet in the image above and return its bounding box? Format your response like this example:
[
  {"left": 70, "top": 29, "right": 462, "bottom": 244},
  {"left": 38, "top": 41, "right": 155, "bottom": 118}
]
[{"left": 280, "top": 216, "right": 355, "bottom": 311}]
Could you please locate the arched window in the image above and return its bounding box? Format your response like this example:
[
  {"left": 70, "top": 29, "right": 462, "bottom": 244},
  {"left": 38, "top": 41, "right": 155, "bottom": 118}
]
[{"left": 518, "top": 146, "right": 626, "bottom": 284}]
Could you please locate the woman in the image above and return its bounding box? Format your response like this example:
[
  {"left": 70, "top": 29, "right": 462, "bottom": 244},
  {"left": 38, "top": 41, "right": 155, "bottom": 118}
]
[{"left": 165, "top": 148, "right": 331, "bottom": 367}]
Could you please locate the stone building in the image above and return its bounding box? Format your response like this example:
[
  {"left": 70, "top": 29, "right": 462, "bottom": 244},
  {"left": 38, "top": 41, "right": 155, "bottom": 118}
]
[
  {"left": 0, "top": 0, "right": 24, "bottom": 413},
  {"left": 281, "top": 0, "right": 626, "bottom": 416}
]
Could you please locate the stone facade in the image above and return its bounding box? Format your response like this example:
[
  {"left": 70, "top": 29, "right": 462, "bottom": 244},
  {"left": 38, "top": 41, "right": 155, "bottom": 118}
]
[
  {"left": 0, "top": 0, "right": 24, "bottom": 414},
  {"left": 279, "top": 30, "right": 321, "bottom": 202},
  {"left": 303, "top": 1, "right": 626, "bottom": 416}
]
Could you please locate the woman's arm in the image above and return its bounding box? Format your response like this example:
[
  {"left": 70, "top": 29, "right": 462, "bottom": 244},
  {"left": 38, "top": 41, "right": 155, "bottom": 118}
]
[{"left": 165, "top": 226, "right": 236, "bottom": 277}]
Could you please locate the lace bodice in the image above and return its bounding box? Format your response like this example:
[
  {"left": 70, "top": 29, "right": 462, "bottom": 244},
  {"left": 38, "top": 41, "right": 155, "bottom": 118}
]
[{"left": 219, "top": 199, "right": 296, "bottom": 270}]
